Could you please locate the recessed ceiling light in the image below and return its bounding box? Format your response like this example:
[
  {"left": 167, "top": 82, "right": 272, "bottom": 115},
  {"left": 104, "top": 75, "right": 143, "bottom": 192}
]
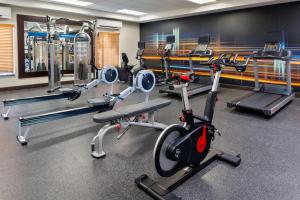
[
  {"left": 117, "top": 9, "right": 147, "bottom": 16},
  {"left": 187, "top": 0, "right": 216, "bottom": 5},
  {"left": 47, "top": 0, "right": 93, "bottom": 7}
]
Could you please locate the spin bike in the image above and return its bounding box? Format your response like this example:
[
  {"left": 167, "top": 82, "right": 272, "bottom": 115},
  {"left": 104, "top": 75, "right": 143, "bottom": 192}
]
[{"left": 135, "top": 54, "right": 249, "bottom": 200}]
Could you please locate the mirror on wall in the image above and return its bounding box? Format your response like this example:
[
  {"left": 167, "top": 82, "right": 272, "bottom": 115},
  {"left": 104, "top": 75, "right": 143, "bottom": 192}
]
[
  {"left": 24, "top": 21, "right": 49, "bottom": 73},
  {"left": 17, "top": 15, "right": 89, "bottom": 78}
]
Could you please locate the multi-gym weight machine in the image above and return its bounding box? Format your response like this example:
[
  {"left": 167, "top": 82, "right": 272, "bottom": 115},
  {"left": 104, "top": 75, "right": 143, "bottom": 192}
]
[
  {"left": 15, "top": 42, "right": 157, "bottom": 145},
  {"left": 1, "top": 17, "right": 96, "bottom": 120}
]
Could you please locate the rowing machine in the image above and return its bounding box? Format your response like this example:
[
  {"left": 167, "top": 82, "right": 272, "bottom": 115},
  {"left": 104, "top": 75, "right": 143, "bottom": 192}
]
[
  {"left": 17, "top": 68, "right": 155, "bottom": 145},
  {"left": 1, "top": 66, "right": 116, "bottom": 120}
]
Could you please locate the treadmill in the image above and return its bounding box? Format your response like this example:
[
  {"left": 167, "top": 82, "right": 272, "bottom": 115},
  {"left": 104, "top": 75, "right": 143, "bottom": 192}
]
[
  {"left": 155, "top": 36, "right": 175, "bottom": 86},
  {"left": 159, "top": 35, "right": 214, "bottom": 98},
  {"left": 227, "top": 36, "right": 295, "bottom": 117}
]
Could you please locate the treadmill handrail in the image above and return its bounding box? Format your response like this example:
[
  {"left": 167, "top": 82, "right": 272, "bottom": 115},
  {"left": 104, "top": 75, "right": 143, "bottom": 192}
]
[
  {"left": 252, "top": 48, "right": 292, "bottom": 61},
  {"left": 188, "top": 49, "right": 213, "bottom": 57},
  {"left": 251, "top": 55, "right": 290, "bottom": 61}
]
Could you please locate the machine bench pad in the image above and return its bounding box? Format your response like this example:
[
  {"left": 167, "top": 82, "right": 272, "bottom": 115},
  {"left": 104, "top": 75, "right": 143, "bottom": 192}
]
[{"left": 93, "top": 98, "right": 171, "bottom": 123}]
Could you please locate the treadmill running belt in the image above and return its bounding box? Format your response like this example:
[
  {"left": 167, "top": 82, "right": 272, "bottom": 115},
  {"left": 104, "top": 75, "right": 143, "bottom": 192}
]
[
  {"left": 188, "top": 83, "right": 210, "bottom": 90},
  {"left": 237, "top": 92, "right": 282, "bottom": 110},
  {"left": 159, "top": 83, "right": 211, "bottom": 98}
]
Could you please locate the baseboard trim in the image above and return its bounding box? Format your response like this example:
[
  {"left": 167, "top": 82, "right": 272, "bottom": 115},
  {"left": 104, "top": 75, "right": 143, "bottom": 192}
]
[{"left": 0, "top": 81, "right": 73, "bottom": 91}]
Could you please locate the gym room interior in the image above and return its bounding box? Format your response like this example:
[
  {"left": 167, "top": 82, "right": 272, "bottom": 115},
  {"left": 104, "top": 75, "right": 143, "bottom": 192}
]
[{"left": 0, "top": 0, "right": 299, "bottom": 200}]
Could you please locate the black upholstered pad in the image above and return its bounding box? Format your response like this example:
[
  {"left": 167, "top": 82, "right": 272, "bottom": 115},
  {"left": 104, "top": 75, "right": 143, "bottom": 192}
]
[
  {"left": 93, "top": 98, "right": 171, "bottom": 123},
  {"left": 117, "top": 98, "right": 171, "bottom": 116},
  {"left": 93, "top": 111, "right": 125, "bottom": 123}
]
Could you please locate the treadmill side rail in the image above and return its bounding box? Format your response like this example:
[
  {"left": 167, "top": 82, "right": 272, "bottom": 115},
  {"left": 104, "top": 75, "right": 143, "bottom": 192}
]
[
  {"left": 264, "top": 93, "right": 295, "bottom": 116},
  {"left": 227, "top": 92, "right": 295, "bottom": 116}
]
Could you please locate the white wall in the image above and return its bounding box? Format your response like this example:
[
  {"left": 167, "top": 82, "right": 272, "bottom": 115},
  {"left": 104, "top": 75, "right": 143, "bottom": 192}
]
[
  {"left": 120, "top": 22, "right": 140, "bottom": 66},
  {"left": 0, "top": 5, "right": 140, "bottom": 88}
]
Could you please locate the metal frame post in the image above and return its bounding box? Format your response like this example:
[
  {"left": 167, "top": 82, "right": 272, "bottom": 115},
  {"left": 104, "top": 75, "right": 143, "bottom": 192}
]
[
  {"left": 286, "top": 60, "right": 292, "bottom": 95},
  {"left": 253, "top": 60, "right": 260, "bottom": 91}
]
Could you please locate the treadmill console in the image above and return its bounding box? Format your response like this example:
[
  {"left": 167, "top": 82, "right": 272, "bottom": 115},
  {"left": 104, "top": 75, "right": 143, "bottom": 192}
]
[
  {"left": 163, "top": 36, "right": 175, "bottom": 57},
  {"left": 254, "top": 42, "right": 291, "bottom": 60},
  {"left": 264, "top": 43, "right": 281, "bottom": 52},
  {"left": 136, "top": 42, "right": 145, "bottom": 57},
  {"left": 254, "top": 32, "right": 291, "bottom": 60},
  {"left": 190, "top": 35, "right": 213, "bottom": 57}
]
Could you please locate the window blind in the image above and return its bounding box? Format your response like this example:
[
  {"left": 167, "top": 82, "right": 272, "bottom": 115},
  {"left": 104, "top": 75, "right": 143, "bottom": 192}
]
[
  {"left": 95, "top": 32, "right": 120, "bottom": 68},
  {"left": 0, "top": 24, "right": 14, "bottom": 73}
]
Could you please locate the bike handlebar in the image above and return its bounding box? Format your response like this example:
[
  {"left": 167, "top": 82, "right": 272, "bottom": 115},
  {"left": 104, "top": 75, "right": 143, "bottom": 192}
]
[
  {"left": 170, "top": 53, "right": 250, "bottom": 89},
  {"left": 209, "top": 54, "right": 250, "bottom": 72}
]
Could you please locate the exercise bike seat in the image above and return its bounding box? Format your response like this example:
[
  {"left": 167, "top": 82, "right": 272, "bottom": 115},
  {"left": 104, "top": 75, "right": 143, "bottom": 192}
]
[{"left": 88, "top": 98, "right": 110, "bottom": 107}]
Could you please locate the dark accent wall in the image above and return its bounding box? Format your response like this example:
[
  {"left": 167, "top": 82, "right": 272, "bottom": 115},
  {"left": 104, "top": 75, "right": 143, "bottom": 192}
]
[
  {"left": 140, "top": 1, "right": 300, "bottom": 91},
  {"left": 140, "top": 1, "right": 300, "bottom": 48}
]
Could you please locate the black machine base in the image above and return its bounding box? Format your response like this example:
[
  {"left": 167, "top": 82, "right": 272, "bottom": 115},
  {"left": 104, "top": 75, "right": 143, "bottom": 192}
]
[{"left": 135, "top": 149, "right": 241, "bottom": 200}]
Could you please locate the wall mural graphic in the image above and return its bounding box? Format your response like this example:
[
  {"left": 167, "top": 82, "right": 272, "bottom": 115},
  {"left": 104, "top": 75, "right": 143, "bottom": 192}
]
[{"left": 140, "top": 1, "right": 300, "bottom": 91}]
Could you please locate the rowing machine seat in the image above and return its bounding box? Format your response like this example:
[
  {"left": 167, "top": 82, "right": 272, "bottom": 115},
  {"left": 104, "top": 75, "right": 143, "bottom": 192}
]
[
  {"left": 93, "top": 98, "right": 171, "bottom": 123},
  {"left": 88, "top": 99, "right": 110, "bottom": 107},
  {"left": 59, "top": 88, "right": 76, "bottom": 94}
]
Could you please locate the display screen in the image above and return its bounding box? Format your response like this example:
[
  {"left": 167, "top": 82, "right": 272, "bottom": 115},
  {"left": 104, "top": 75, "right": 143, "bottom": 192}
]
[
  {"left": 166, "top": 35, "right": 175, "bottom": 43},
  {"left": 138, "top": 41, "right": 145, "bottom": 49},
  {"left": 198, "top": 35, "right": 210, "bottom": 44}
]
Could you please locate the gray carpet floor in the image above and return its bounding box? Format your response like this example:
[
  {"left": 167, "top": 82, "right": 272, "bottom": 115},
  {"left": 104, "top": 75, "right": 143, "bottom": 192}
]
[{"left": 0, "top": 83, "right": 299, "bottom": 200}]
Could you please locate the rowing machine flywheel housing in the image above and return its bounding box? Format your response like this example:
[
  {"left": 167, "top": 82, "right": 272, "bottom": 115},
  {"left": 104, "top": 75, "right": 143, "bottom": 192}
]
[
  {"left": 100, "top": 66, "right": 119, "bottom": 84},
  {"left": 136, "top": 70, "right": 156, "bottom": 93}
]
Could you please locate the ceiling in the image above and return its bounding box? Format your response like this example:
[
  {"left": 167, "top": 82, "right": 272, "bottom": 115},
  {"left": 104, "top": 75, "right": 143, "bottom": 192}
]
[
  {"left": 78, "top": 0, "right": 214, "bottom": 13},
  {"left": 0, "top": 0, "right": 299, "bottom": 22}
]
